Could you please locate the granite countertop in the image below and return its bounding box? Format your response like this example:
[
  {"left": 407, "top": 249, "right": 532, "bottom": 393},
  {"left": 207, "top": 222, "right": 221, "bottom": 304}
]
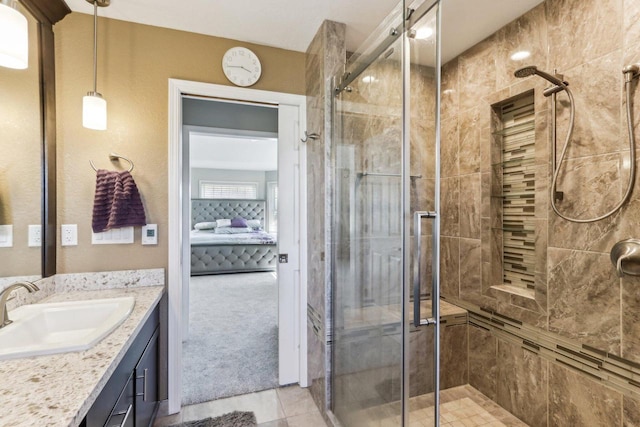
[{"left": 0, "top": 286, "right": 164, "bottom": 427}]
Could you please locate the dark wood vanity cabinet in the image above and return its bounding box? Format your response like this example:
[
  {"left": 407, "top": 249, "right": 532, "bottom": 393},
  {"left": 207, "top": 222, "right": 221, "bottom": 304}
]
[
  {"left": 135, "top": 327, "right": 159, "bottom": 427},
  {"left": 82, "top": 302, "right": 160, "bottom": 427}
]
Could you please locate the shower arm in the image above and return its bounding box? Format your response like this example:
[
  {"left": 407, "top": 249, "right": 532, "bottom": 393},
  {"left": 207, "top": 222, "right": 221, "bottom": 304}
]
[{"left": 550, "top": 75, "right": 637, "bottom": 223}]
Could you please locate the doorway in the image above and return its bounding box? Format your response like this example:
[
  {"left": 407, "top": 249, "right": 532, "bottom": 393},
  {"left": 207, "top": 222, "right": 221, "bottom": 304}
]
[
  {"left": 181, "top": 101, "right": 281, "bottom": 404},
  {"left": 167, "top": 80, "right": 308, "bottom": 414}
]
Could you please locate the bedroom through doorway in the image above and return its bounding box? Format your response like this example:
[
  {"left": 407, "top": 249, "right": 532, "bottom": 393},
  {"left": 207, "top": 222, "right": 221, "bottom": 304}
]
[{"left": 181, "top": 98, "right": 280, "bottom": 405}]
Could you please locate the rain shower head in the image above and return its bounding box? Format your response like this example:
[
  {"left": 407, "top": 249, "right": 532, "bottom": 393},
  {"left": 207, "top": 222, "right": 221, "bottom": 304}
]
[{"left": 514, "top": 65, "right": 567, "bottom": 87}]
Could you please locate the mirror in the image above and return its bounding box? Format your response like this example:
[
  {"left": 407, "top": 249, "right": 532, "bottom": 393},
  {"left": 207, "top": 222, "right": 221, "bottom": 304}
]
[
  {"left": 0, "top": 3, "right": 42, "bottom": 280},
  {"left": 0, "top": 0, "right": 69, "bottom": 282}
]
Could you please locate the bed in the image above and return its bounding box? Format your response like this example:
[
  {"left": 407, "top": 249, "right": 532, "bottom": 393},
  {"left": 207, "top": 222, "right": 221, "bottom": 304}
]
[{"left": 190, "top": 199, "right": 278, "bottom": 275}]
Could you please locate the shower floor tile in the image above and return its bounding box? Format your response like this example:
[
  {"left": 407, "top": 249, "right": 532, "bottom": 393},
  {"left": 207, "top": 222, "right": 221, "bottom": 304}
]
[
  {"left": 340, "top": 383, "right": 528, "bottom": 426},
  {"left": 408, "top": 385, "right": 528, "bottom": 426}
]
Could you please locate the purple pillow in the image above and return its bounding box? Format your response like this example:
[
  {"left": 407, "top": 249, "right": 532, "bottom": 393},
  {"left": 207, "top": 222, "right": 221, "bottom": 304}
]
[{"left": 231, "top": 217, "right": 248, "bottom": 228}]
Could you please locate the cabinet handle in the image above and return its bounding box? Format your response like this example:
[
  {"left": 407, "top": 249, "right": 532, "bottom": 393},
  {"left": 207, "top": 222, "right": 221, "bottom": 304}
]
[
  {"left": 108, "top": 404, "right": 132, "bottom": 427},
  {"left": 136, "top": 368, "right": 148, "bottom": 402}
]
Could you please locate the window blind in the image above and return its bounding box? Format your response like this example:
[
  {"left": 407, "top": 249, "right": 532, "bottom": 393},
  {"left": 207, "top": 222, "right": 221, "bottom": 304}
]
[
  {"left": 199, "top": 181, "right": 258, "bottom": 199},
  {"left": 499, "top": 94, "right": 536, "bottom": 289}
]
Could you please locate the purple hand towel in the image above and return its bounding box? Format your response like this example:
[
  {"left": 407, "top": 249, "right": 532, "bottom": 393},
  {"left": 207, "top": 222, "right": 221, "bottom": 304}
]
[{"left": 92, "top": 169, "right": 147, "bottom": 233}]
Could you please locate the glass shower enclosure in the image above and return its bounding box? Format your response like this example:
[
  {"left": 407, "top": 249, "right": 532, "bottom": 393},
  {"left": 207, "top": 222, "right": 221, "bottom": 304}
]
[{"left": 331, "top": 0, "right": 441, "bottom": 425}]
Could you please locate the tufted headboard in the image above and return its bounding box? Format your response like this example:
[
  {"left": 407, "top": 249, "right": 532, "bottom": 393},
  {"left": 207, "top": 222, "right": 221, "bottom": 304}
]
[{"left": 191, "top": 199, "right": 266, "bottom": 228}]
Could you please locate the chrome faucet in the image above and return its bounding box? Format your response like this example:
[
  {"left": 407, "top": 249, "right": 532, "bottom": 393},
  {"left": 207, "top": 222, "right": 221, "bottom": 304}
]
[{"left": 0, "top": 281, "right": 39, "bottom": 328}]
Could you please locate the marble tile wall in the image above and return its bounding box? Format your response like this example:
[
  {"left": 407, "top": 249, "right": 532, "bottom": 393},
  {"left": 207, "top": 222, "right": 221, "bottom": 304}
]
[
  {"left": 304, "top": 20, "right": 346, "bottom": 419},
  {"left": 468, "top": 306, "right": 640, "bottom": 425},
  {"left": 442, "top": 0, "right": 640, "bottom": 424}
]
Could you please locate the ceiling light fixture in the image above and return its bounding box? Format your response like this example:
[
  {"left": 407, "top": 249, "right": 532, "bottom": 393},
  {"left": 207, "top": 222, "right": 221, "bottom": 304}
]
[
  {"left": 0, "top": 0, "right": 28, "bottom": 69},
  {"left": 83, "top": 0, "right": 110, "bottom": 130},
  {"left": 362, "top": 75, "right": 376, "bottom": 83},
  {"left": 510, "top": 50, "right": 531, "bottom": 61}
]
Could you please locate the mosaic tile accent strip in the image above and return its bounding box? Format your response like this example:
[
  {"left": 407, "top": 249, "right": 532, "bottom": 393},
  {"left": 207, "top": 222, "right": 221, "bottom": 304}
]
[{"left": 496, "top": 94, "right": 537, "bottom": 291}]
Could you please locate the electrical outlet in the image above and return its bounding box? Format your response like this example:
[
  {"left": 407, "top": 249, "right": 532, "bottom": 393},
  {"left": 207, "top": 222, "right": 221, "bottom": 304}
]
[
  {"left": 28, "top": 225, "right": 42, "bottom": 247},
  {"left": 0, "top": 225, "right": 13, "bottom": 248},
  {"left": 61, "top": 224, "right": 78, "bottom": 246}
]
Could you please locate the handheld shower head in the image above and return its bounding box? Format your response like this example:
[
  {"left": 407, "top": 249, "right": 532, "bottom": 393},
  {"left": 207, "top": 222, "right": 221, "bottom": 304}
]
[
  {"left": 514, "top": 65, "right": 567, "bottom": 87},
  {"left": 514, "top": 66, "right": 538, "bottom": 78}
]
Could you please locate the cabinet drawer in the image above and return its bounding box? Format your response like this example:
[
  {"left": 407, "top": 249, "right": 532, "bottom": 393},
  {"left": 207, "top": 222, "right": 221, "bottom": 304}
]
[{"left": 104, "top": 372, "right": 134, "bottom": 427}]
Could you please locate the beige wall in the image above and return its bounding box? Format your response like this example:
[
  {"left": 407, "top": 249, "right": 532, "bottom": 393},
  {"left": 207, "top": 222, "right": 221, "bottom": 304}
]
[
  {"left": 54, "top": 13, "right": 305, "bottom": 274},
  {"left": 0, "top": 8, "right": 42, "bottom": 278}
]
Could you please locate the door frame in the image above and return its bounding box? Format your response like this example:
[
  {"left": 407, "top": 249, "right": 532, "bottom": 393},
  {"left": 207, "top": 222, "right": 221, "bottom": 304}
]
[{"left": 167, "top": 79, "right": 308, "bottom": 414}]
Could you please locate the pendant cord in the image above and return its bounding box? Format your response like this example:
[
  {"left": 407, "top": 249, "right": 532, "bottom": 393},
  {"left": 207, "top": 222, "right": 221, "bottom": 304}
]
[{"left": 93, "top": 0, "right": 98, "bottom": 93}]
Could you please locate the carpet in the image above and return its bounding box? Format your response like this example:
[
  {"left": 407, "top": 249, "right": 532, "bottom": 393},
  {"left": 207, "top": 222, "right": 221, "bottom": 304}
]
[
  {"left": 171, "top": 411, "right": 257, "bottom": 427},
  {"left": 182, "top": 272, "right": 278, "bottom": 405}
]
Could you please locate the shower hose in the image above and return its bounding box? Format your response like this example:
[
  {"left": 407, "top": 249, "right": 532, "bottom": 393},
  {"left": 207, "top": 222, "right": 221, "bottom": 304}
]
[{"left": 550, "top": 72, "right": 637, "bottom": 223}]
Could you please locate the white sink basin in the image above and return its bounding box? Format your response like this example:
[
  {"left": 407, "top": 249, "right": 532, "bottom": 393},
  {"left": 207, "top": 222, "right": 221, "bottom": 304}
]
[{"left": 0, "top": 297, "right": 135, "bottom": 360}]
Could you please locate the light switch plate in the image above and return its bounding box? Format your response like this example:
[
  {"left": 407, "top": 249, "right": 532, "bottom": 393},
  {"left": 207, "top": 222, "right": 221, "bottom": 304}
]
[
  {"left": 141, "top": 224, "right": 158, "bottom": 245},
  {"left": 92, "top": 227, "right": 134, "bottom": 245},
  {"left": 0, "top": 225, "right": 13, "bottom": 247},
  {"left": 28, "top": 225, "right": 42, "bottom": 247}
]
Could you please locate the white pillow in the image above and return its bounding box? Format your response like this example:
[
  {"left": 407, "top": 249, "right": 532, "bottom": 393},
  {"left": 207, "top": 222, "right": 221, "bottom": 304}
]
[
  {"left": 247, "top": 219, "right": 262, "bottom": 229},
  {"left": 194, "top": 222, "right": 216, "bottom": 230},
  {"left": 216, "top": 219, "right": 232, "bottom": 228}
]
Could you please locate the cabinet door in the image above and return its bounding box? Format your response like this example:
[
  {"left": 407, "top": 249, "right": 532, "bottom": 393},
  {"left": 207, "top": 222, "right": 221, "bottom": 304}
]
[{"left": 135, "top": 327, "right": 159, "bottom": 427}]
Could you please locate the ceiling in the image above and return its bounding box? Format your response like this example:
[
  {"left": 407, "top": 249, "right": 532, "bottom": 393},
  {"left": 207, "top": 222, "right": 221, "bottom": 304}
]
[
  {"left": 65, "top": 0, "right": 544, "bottom": 60},
  {"left": 189, "top": 133, "right": 278, "bottom": 171}
]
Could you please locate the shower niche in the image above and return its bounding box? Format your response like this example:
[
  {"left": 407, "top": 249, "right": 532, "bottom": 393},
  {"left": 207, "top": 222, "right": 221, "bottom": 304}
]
[{"left": 484, "top": 90, "right": 548, "bottom": 315}]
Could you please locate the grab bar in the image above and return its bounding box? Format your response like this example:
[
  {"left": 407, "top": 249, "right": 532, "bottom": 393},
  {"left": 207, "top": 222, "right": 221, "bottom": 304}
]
[{"left": 413, "top": 211, "right": 437, "bottom": 328}]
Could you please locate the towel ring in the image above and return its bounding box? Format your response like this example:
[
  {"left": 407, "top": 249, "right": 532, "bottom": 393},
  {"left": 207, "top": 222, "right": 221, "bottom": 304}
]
[{"left": 90, "top": 153, "right": 134, "bottom": 172}]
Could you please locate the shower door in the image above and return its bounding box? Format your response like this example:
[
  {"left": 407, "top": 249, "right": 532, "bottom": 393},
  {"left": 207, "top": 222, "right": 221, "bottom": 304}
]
[{"left": 331, "top": 1, "right": 441, "bottom": 426}]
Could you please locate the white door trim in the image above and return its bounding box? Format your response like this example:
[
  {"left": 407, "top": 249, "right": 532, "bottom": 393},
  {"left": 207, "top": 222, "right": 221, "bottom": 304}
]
[{"left": 167, "top": 79, "right": 308, "bottom": 414}]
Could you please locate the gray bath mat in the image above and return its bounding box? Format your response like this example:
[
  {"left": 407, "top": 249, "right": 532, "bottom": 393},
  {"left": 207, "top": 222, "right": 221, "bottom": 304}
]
[{"left": 171, "top": 411, "right": 257, "bottom": 427}]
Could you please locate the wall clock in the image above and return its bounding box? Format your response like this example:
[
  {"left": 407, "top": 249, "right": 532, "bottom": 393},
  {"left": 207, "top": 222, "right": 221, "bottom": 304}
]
[{"left": 222, "top": 47, "right": 262, "bottom": 87}]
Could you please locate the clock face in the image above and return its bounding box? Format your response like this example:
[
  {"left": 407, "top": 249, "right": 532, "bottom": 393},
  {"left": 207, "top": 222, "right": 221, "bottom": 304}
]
[{"left": 222, "top": 47, "right": 262, "bottom": 87}]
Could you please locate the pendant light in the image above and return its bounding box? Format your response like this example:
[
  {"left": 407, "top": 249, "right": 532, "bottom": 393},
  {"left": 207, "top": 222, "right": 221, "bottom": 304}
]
[
  {"left": 0, "top": 0, "right": 28, "bottom": 69},
  {"left": 82, "top": 0, "right": 110, "bottom": 130}
]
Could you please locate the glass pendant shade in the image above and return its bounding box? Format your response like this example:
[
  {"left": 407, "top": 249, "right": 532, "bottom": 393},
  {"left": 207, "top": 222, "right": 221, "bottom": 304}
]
[
  {"left": 0, "top": 1, "right": 28, "bottom": 69},
  {"left": 83, "top": 92, "right": 107, "bottom": 130}
]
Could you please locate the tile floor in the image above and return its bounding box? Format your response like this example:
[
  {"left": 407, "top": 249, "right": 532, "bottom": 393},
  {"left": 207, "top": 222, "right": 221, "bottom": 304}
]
[
  {"left": 153, "top": 385, "right": 328, "bottom": 427},
  {"left": 154, "top": 384, "right": 526, "bottom": 427}
]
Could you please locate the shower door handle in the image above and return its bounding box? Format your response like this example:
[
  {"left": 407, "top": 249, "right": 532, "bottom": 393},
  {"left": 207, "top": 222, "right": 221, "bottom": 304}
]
[{"left": 413, "top": 211, "right": 437, "bottom": 328}]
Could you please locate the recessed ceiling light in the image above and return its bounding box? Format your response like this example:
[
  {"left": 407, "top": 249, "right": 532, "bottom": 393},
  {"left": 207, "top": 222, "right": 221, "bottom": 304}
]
[
  {"left": 415, "top": 26, "right": 434, "bottom": 40},
  {"left": 362, "top": 75, "right": 376, "bottom": 83},
  {"left": 510, "top": 50, "right": 531, "bottom": 61}
]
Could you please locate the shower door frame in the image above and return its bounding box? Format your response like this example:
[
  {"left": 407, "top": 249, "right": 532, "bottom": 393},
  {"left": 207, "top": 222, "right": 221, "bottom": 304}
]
[{"left": 329, "top": 0, "right": 442, "bottom": 425}]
